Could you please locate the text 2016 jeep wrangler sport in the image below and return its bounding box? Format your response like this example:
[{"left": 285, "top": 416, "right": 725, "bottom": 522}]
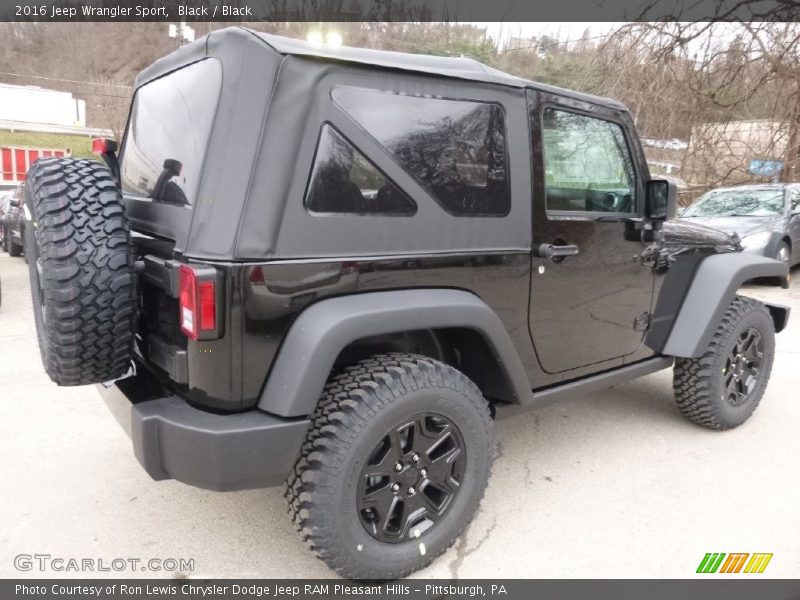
[{"left": 24, "top": 28, "right": 790, "bottom": 579}]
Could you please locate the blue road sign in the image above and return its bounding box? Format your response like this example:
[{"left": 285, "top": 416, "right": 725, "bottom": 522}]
[{"left": 748, "top": 159, "right": 783, "bottom": 177}]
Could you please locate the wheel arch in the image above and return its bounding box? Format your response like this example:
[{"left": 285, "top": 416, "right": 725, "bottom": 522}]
[
  {"left": 780, "top": 236, "right": 792, "bottom": 263},
  {"left": 652, "top": 252, "right": 790, "bottom": 358},
  {"left": 257, "top": 289, "right": 532, "bottom": 418},
  {"left": 334, "top": 326, "right": 518, "bottom": 409}
]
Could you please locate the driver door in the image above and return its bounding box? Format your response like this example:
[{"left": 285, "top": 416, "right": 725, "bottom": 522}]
[{"left": 528, "top": 92, "right": 655, "bottom": 374}]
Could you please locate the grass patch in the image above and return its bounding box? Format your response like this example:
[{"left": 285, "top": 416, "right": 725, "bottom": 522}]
[{"left": 0, "top": 130, "right": 98, "bottom": 159}]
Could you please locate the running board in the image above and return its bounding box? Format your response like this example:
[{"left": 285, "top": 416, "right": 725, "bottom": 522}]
[{"left": 495, "top": 356, "right": 674, "bottom": 419}]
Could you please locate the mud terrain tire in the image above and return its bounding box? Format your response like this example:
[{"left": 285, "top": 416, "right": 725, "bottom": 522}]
[
  {"left": 673, "top": 296, "right": 775, "bottom": 430},
  {"left": 24, "top": 158, "right": 136, "bottom": 386},
  {"left": 286, "top": 353, "right": 494, "bottom": 580}
]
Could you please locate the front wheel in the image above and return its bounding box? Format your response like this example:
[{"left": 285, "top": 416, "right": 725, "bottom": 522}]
[
  {"left": 286, "top": 353, "right": 494, "bottom": 579},
  {"left": 673, "top": 296, "right": 775, "bottom": 430},
  {"left": 777, "top": 242, "right": 791, "bottom": 289}
]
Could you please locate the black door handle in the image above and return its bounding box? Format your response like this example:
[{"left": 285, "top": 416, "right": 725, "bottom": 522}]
[{"left": 535, "top": 243, "right": 580, "bottom": 260}]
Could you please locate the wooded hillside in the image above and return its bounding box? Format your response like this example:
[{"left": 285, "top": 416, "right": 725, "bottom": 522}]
[{"left": 1, "top": 21, "right": 797, "bottom": 189}]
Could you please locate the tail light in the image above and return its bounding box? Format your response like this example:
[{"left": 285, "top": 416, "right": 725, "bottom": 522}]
[
  {"left": 178, "top": 264, "right": 221, "bottom": 340},
  {"left": 91, "top": 138, "right": 118, "bottom": 155}
]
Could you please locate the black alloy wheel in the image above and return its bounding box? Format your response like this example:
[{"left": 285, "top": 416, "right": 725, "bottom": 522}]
[
  {"left": 722, "top": 327, "right": 763, "bottom": 407},
  {"left": 357, "top": 413, "right": 466, "bottom": 543}
]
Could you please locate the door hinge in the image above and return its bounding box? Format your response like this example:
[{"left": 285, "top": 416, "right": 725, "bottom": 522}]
[
  {"left": 633, "top": 312, "right": 651, "bottom": 331},
  {"left": 639, "top": 246, "right": 659, "bottom": 268}
]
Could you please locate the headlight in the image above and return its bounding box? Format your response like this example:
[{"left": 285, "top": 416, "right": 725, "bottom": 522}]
[{"left": 740, "top": 231, "right": 772, "bottom": 250}]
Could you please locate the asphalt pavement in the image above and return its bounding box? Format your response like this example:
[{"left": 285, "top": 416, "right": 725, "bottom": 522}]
[{"left": 1, "top": 252, "right": 798, "bottom": 579}]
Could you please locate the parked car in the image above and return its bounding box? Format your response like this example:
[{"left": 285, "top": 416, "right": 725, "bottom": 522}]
[
  {"left": 680, "top": 183, "right": 800, "bottom": 288},
  {"left": 0, "top": 194, "right": 12, "bottom": 252},
  {"left": 2, "top": 185, "right": 25, "bottom": 257},
  {"left": 22, "top": 28, "right": 790, "bottom": 580}
]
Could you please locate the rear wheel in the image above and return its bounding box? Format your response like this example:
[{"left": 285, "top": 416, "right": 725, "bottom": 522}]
[
  {"left": 673, "top": 296, "right": 775, "bottom": 430},
  {"left": 286, "top": 353, "right": 494, "bottom": 579},
  {"left": 24, "top": 157, "right": 136, "bottom": 386},
  {"left": 777, "top": 241, "right": 791, "bottom": 289}
]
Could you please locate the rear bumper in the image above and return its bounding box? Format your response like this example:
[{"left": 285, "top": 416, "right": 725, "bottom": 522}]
[{"left": 98, "top": 383, "right": 310, "bottom": 492}]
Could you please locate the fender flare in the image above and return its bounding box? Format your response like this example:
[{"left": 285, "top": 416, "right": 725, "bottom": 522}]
[
  {"left": 257, "top": 289, "right": 532, "bottom": 417},
  {"left": 659, "top": 252, "right": 789, "bottom": 358},
  {"left": 762, "top": 230, "right": 785, "bottom": 259}
]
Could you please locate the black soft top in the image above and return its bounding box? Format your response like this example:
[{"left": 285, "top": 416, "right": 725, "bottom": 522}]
[
  {"left": 127, "top": 27, "right": 630, "bottom": 260},
  {"left": 136, "top": 26, "right": 626, "bottom": 111}
]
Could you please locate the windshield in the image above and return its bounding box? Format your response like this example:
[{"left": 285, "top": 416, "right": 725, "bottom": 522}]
[{"left": 683, "top": 189, "right": 785, "bottom": 217}]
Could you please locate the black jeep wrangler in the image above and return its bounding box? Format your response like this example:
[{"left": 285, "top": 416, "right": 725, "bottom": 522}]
[{"left": 24, "top": 28, "right": 790, "bottom": 579}]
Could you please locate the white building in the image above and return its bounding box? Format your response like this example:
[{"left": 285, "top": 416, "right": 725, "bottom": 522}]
[
  {"left": 0, "top": 84, "right": 113, "bottom": 190},
  {"left": 0, "top": 83, "right": 86, "bottom": 128}
]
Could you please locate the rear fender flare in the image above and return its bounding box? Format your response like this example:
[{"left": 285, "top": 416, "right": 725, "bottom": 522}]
[{"left": 257, "top": 289, "right": 532, "bottom": 417}]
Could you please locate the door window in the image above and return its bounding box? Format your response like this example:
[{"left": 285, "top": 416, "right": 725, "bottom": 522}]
[{"left": 541, "top": 108, "right": 636, "bottom": 215}]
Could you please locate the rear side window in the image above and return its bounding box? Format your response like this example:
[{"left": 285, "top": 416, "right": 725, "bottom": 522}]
[
  {"left": 306, "top": 124, "right": 417, "bottom": 216},
  {"left": 120, "top": 59, "right": 222, "bottom": 206},
  {"left": 333, "top": 87, "right": 510, "bottom": 217}
]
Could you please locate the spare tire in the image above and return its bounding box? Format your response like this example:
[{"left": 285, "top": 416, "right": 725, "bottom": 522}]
[{"left": 24, "top": 158, "right": 136, "bottom": 386}]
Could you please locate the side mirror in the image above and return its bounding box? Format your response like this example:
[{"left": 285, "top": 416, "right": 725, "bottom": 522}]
[
  {"left": 9, "top": 199, "right": 19, "bottom": 208},
  {"left": 645, "top": 179, "right": 677, "bottom": 221}
]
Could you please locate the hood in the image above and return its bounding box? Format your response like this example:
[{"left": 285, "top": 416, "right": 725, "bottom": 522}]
[
  {"left": 661, "top": 219, "right": 740, "bottom": 249},
  {"left": 646, "top": 219, "right": 741, "bottom": 272},
  {"left": 679, "top": 215, "right": 783, "bottom": 238}
]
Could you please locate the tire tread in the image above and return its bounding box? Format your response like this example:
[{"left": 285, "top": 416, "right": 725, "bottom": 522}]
[
  {"left": 285, "top": 352, "right": 493, "bottom": 580},
  {"left": 673, "top": 295, "right": 773, "bottom": 430},
  {"left": 25, "top": 157, "right": 135, "bottom": 386}
]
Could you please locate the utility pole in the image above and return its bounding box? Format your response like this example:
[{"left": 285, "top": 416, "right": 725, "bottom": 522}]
[{"left": 168, "top": 22, "right": 195, "bottom": 47}]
